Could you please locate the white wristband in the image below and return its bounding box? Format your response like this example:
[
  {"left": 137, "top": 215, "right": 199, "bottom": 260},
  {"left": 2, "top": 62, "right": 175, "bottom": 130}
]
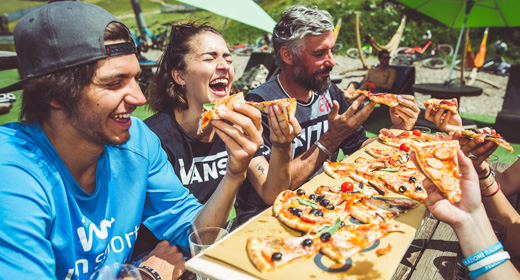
[
  {"left": 315, "top": 140, "right": 332, "bottom": 157},
  {"left": 467, "top": 251, "right": 510, "bottom": 271}
]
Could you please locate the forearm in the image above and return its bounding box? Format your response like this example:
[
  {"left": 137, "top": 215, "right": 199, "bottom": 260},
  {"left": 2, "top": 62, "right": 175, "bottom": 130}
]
[
  {"left": 248, "top": 146, "right": 292, "bottom": 205},
  {"left": 289, "top": 144, "right": 330, "bottom": 190},
  {"left": 453, "top": 207, "right": 519, "bottom": 279},
  {"left": 193, "top": 171, "right": 246, "bottom": 229}
]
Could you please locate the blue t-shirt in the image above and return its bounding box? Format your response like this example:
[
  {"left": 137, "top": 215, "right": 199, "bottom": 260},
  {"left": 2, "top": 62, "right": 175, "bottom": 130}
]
[{"left": 0, "top": 118, "right": 202, "bottom": 280}]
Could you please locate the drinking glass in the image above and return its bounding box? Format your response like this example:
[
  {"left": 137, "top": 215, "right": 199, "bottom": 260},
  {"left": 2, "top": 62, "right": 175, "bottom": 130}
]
[
  {"left": 189, "top": 227, "right": 228, "bottom": 280},
  {"left": 89, "top": 263, "right": 142, "bottom": 280}
]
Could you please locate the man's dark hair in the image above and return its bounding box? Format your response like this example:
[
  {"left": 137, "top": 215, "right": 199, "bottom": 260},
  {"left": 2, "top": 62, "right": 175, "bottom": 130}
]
[
  {"left": 20, "top": 22, "right": 132, "bottom": 124},
  {"left": 146, "top": 21, "right": 221, "bottom": 112},
  {"left": 378, "top": 49, "right": 390, "bottom": 58}
]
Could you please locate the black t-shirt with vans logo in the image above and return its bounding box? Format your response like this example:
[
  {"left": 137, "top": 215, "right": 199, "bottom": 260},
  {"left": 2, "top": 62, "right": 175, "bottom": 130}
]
[
  {"left": 144, "top": 110, "right": 263, "bottom": 205},
  {"left": 236, "top": 77, "right": 368, "bottom": 224}
]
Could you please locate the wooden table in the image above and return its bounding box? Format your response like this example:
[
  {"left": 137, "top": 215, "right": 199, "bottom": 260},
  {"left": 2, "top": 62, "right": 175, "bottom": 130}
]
[{"left": 392, "top": 211, "right": 460, "bottom": 280}]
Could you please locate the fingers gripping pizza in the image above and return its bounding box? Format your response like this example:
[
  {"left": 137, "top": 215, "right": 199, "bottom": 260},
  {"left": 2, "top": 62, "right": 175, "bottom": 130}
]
[
  {"left": 197, "top": 92, "right": 245, "bottom": 135},
  {"left": 410, "top": 140, "right": 461, "bottom": 203},
  {"left": 246, "top": 98, "right": 297, "bottom": 122},
  {"left": 459, "top": 127, "right": 514, "bottom": 152},
  {"left": 424, "top": 98, "right": 458, "bottom": 114}
]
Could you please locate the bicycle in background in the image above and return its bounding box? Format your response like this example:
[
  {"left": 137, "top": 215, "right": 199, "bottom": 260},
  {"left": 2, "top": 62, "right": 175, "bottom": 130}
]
[
  {"left": 455, "top": 40, "right": 511, "bottom": 75},
  {"left": 345, "top": 44, "right": 373, "bottom": 58},
  {"left": 231, "top": 34, "right": 272, "bottom": 56},
  {"left": 391, "top": 30, "right": 453, "bottom": 69}
]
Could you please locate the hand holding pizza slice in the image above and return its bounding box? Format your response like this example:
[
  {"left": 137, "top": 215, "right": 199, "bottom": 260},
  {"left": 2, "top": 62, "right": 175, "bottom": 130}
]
[
  {"left": 410, "top": 140, "right": 461, "bottom": 204},
  {"left": 424, "top": 98, "right": 458, "bottom": 114},
  {"left": 197, "top": 92, "right": 246, "bottom": 135}
]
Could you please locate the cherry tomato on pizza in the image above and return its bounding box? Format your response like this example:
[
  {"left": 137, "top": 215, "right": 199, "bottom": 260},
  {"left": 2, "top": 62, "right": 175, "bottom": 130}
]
[
  {"left": 341, "top": 182, "right": 354, "bottom": 192},
  {"left": 400, "top": 143, "right": 410, "bottom": 152},
  {"left": 413, "top": 129, "right": 421, "bottom": 137}
]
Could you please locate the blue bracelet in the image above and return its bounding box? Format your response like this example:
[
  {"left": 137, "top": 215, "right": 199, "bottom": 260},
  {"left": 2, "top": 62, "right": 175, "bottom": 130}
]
[
  {"left": 469, "top": 258, "right": 508, "bottom": 279},
  {"left": 462, "top": 241, "right": 503, "bottom": 266}
]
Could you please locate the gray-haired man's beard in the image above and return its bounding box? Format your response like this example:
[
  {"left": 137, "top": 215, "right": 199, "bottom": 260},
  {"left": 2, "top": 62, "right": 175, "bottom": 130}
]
[{"left": 293, "top": 63, "right": 332, "bottom": 95}]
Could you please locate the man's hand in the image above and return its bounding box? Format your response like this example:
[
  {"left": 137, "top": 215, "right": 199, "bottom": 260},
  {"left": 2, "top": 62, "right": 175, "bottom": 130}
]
[
  {"left": 389, "top": 95, "right": 420, "bottom": 131},
  {"left": 323, "top": 95, "right": 375, "bottom": 148},
  {"left": 140, "top": 241, "right": 185, "bottom": 280},
  {"left": 424, "top": 100, "right": 463, "bottom": 133},
  {"left": 268, "top": 104, "right": 302, "bottom": 149},
  {"left": 212, "top": 103, "right": 264, "bottom": 177}
]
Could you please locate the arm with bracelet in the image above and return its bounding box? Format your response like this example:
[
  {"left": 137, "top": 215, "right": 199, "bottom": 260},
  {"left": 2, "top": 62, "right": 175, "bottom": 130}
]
[{"left": 411, "top": 150, "right": 520, "bottom": 279}]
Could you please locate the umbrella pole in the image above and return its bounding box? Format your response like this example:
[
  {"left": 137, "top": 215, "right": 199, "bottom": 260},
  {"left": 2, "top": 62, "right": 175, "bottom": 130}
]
[{"left": 444, "top": 0, "right": 474, "bottom": 86}]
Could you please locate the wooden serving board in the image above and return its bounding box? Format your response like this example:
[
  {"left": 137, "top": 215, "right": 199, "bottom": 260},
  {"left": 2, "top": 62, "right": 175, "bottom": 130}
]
[{"left": 186, "top": 138, "right": 427, "bottom": 280}]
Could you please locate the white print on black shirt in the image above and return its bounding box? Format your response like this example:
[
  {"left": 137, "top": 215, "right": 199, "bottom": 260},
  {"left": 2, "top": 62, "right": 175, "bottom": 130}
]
[
  {"left": 292, "top": 118, "right": 329, "bottom": 159},
  {"left": 178, "top": 151, "right": 228, "bottom": 185}
]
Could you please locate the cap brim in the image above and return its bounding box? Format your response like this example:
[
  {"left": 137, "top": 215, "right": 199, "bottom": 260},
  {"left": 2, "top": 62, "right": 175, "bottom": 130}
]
[{"left": 0, "top": 80, "right": 25, "bottom": 93}]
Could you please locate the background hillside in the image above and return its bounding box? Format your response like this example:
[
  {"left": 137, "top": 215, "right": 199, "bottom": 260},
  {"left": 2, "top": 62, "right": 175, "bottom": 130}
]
[{"left": 1, "top": 0, "right": 519, "bottom": 62}]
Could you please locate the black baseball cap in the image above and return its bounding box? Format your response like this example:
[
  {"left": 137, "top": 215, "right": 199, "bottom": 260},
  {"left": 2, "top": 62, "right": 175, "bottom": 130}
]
[{"left": 0, "top": 1, "right": 136, "bottom": 93}]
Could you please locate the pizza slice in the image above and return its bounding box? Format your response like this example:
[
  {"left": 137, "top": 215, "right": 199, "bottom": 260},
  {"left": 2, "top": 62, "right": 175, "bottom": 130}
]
[
  {"left": 410, "top": 140, "right": 461, "bottom": 204},
  {"left": 247, "top": 234, "right": 322, "bottom": 273},
  {"left": 320, "top": 223, "right": 404, "bottom": 264},
  {"left": 379, "top": 128, "right": 451, "bottom": 149},
  {"left": 323, "top": 160, "right": 358, "bottom": 179},
  {"left": 375, "top": 169, "right": 427, "bottom": 202},
  {"left": 365, "top": 147, "right": 406, "bottom": 159},
  {"left": 197, "top": 92, "right": 245, "bottom": 135},
  {"left": 362, "top": 91, "right": 399, "bottom": 107},
  {"left": 272, "top": 190, "right": 350, "bottom": 233},
  {"left": 424, "top": 98, "right": 458, "bottom": 114},
  {"left": 459, "top": 127, "right": 514, "bottom": 152},
  {"left": 246, "top": 98, "right": 297, "bottom": 122}
]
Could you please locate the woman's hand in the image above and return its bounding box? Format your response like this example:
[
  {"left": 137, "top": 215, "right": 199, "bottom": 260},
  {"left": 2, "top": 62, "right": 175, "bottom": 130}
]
[
  {"left": 212, "top": 102, "right": 263, "bottom": 176},
  {"left": 452, "top": 130, "right": 498, "bottom": 176},
  {"left": 268, "top": 104, "right": 301, "bottom": 149},
  {"left": 413, "top": 150, "right": 483, "bottom": 228}
]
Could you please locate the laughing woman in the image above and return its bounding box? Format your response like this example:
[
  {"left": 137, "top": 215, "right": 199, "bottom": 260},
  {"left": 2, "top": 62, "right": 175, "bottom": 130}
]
[{"left": 134, "top": 22, "right": 301, "bottom": 254}]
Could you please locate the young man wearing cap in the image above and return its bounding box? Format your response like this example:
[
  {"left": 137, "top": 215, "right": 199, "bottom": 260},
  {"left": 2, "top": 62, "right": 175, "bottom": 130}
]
[
  {"left": 0, "top": 1, "right": 262, "bottom": 279},
  {"left": 237, "top": 5, "right": 421, "bottom": 223}
]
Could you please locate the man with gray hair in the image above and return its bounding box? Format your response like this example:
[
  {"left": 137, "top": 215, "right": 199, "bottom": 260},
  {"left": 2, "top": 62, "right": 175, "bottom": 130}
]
[
  {"left": 0, "top": 1, "right": 262, "bottom": 279},
  {"left": 238, "top": 5, "right": 420, "bottom": 222}
]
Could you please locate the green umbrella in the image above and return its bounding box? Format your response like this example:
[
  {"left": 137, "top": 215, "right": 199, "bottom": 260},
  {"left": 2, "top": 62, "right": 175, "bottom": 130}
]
[
  {"left": 175, "top": 0, "right": 276, "bottom": 34},
  {"left": 395, "top": 0, "right": 520, "bottom": 84}
]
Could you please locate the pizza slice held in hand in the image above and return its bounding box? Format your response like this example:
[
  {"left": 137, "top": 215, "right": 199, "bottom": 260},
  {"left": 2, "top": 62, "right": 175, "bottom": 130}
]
[
  {"left": 459, "top": 127, "right": 514, "bottom": 152},
  {"left": 345, "top": 90, "right": 399, "bottom": 107},
  {"left": 410, "top": 140, "right": 461, "bottom": 204},
  {"left": 424, "top": 98, "right": 458, "bottom": 114},
  {"left": 246, "top": 98, "right": 297, "bottom": 122},
  {"left": 197, "top": 92, "right": 245, "bottom": 135}
]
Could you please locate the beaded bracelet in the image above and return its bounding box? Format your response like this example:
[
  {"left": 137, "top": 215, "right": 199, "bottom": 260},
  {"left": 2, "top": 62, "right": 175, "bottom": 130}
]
[
  {"left": 138, "top": 266, "right": 162, "bottom": 280},
  {"left": 482, "top": 182, "right": 501, "bottom": 197},
  {"left": 480, "top": 177, "right": 496, "bottom": 191},
  {"left": 469, "top": 258, "right": 509, "bottom": 279},
  {"left": 467, "top": 251, "right": 510, "bottom": 271},
  {"left": 315, "top": 140, "right": 333, "bottom": 157},
  {"left": 462, "top": 241, "right": 503, "bottom": 266},
  {"left": 479, "top": 168, "right": 495, "bottom": 181}
]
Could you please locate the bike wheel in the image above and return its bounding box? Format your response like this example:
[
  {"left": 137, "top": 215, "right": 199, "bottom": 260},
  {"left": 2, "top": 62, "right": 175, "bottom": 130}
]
[
  {"left": 346, "top": 48, "right": 360, "bottom": 58},
  {"left": 391, "top": 54, "right": 413, "bottom": 65},
  {"left": 437, "top": 44, "right": 454, "bottom": 56},
  {"left": 394, "top": 47, "right": 411, "bottom": 56},
  {"left": 422, "top": 57, "right": 447, "bottom": 69},
  {"left": 333, "top": 43, "right": 344, "bottom": 53},
  {"left": 453, "top": 59, "right": 473, "bottom": 71}
]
